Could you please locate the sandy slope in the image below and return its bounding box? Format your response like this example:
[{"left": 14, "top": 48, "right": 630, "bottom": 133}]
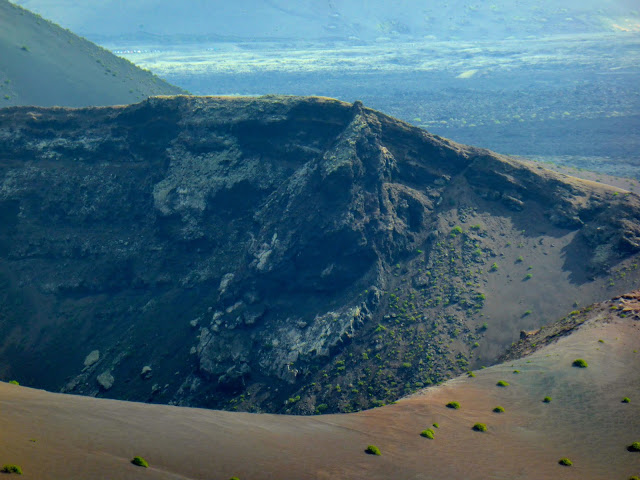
[{"left": 1, "top": 311, "right": 638, "bottom": 479}]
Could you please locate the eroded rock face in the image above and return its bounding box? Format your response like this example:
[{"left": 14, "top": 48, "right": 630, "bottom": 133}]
[{"left": 0, "top": 95, "right": 639, "bottom": 413}]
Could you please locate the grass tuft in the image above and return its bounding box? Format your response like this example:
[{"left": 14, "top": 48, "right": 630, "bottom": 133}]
[
  {"left": 572, "top": 358, "right": 588, "bottom": 368},
  {"left": 496, "top": 380, "right": 510, "bottom": 387},
  {"left": 1, "top": 465, "right": 22, "bottom": 474},
  {"left": 472, "top": 423, "right": 487, "bottom": 432},
  {"left": 622, "top": 397, "right": 631, "bottom": 403},
  {"left": 365, "top": 445, "right": 381, "bottom": 456},
  {"left": 131, "top": 456, "right": 149, "bottom": 468},
  {"left": 543, "top": 396, "right": 552, "bottom": 403},
  {"left": 558, "top": 457, "right": 572, "bottom": 466},
  {"left": 493, "top": 406, "right": 505, "bottom": 413},
  {"left": 420, "top": 429, "right": 435, "bottom": 439},
  {"left": 446, "top": 401, "right": 460, "bottom": 409},
  {"left": 432, "top": 423, "right": 439, "bottom": 428},
  {"left": 628, "top": 441, "right": 640, "bottom": 452}
]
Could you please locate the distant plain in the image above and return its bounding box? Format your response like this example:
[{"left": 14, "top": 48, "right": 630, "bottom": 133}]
[{"left": 110, "top": 32, "right": 640, "bottom": 178}]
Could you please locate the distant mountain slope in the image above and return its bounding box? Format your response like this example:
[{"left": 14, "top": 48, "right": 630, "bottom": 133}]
[
  {"left": 1, "top": 291, "right": 638, "bottom": 479},
  {"left": 0, "top": 0, "right": 185, "bottom": 107},
  {"left": 1, "top": 95, "right": 639, "bottom": 414},
  {"left": 10, "top": 0, "right": 640, "bottom": 43}
]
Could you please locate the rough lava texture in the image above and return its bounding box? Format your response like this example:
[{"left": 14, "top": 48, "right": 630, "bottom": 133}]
[{"left": 0, "top": 95, "right": 639, "bottom": 413}]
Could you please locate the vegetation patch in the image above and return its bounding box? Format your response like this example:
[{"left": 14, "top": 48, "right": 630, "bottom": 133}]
[
  {"left": 420, "top": 428, "right": 435, "bottom": 439},
  {"left": 472, "top": 423, "right": 487, "bottom": 432},
  {"left": 558, "top": 457, "right": 572, "bottom": 466},
  {"left": 446, "top": 401, "right": 461, "bottom": 409},
  {"left": 622, "top": 397, "right": 631, "bottom": 403},
  {"left": 572, "top": 358, "right": 588, "bottom": 368},
  {"left": 365, "top": 445, "right": 382, "bottom": 456},
  {"left": 131, "top": 456, "right": 149, "bottom": 468},
  {"left": 8, "top": 380, "right": 19, "bottom": 385},
  {"left": 496, "top": 380, "right": 509, "bottom": 387},
  {"left": 493, "top": 406, "right": 505, "bottom": 413},
  {"left": 432, "top": 423, "right": 439, "bottom": 428},
  {"left": 1, "top": 465, "right": 22, "bottom": 474},
  {"left": 628, "top": 441, "right": 640, "bottom": 452},
  {"left": 543, "top": 396, "right": 552, "bottom": 403}
]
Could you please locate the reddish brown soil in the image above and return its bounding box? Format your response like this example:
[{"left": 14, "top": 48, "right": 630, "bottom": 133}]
[{"left": 1, "top": 312, "right": 638, "bottom": 479}]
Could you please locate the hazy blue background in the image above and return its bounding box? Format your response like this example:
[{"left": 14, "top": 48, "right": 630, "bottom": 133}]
[{"left": 10, "top": 0, "right": 640, "bottom": 177}]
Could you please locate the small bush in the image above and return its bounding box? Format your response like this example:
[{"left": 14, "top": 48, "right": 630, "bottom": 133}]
[
  {"left": 446, "top": 401, "right": 460, "bottom": 409},
  {"left": 496, "top": 380, "right": 509, "bottom": 387},
  {"left": 131, "top": 456, "right": 149, "bottom": 468},
  {"left": 629, "top": 476, "right": 640, "bottom": 480},
  {"left": 8, "top": 380, "right": 19, "bottom": 385},
  {"left": 543, "top": 396, "right": 552, "bottom": 403},
  {"left": 622, "top": 397, "right": 631, "bottom": 403},
  {"left": 513, "top": 370, "right": 520, "bottom": 374},
  {"left": 493, "top": 406, "right": 505, "bottom": 413},
  {"left": 472, "top": 423, "right": 487, "bottom": 432},
  {"left": 467, "top": 371, "right": 476, "bottom": 377},
  {"left": 432, "top": 423, "right": 439, "bottom": 428},
  {"left": 229, "top": 477, "right": 240, "bottom": 480},
  {"left": 490, "top": 263, "right": 499, "bottom": 272},
  {"left": 1, "top": 464, "right": 22, "bottom": 474},
  {"left": 572, "top": 359, "right": 588, "bottom": 368},
  {"left": 420, "top": 429, "right": 435, "bottom": 439},
  {"left": 365, "top": 445, "right": 381, "bottom": 456},
  {"left": 558, "top": 457, "right": 572, "bottom": 466},
  {"left": 628, "top": 441, "right": 640, "bottom": 452}
]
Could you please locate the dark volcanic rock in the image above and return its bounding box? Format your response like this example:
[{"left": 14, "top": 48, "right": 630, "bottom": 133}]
[{"left": 0, "top": 95, "right": 639, "bottom": 413}]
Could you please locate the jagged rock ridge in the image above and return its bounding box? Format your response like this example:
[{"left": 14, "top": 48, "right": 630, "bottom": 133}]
[{"left": 0, "top": 95, "right": 639, "bottom": 413}]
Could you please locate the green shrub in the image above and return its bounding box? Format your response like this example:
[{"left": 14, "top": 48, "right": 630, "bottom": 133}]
[
  {"left": 131, "top": 456, "right": 149, "bottom": 468},
  {"left": 1, "top": 465, "right": 22, "bottom": 474},
  {"left": 365, "top": 445, "right": 381, "bottom": 456},
  {"left": 229, "top": 477, "right": 240, "bottom": 480},
  {"left": 543, "top": 396, "right": 552, "bottom": 403},
  {"left": 493, "top": 406, "right": 505, "bottom": 413},
  {"left": 496, "top": 380, "right": 509, "bottom": 387},
  {"left": 467, "top": 371, "right": 476, "bottom": 377},
  {"left": 490, "top": 263, "right": 499, "bottom": 272},
  {"left": 446, "top": 401, "right": 460, "bottom": 409},
  {"left": 420, "top": 429, "right": 435, "bottom": 439},
  {"left": 432, "top": 423, "right": 439, "bottom": 428},
  {"left": 629, "top": 476, "right": 640, "bottom": 480},
  {"left": 8, "top": 380, "right": 19, "bottom": 385},
  {"left": 558, "top": 458, "right": 572, "bottom": 466},
  {"left": 513, "top": 370, "right": 520, "bottom": 374},
  {"left": 472, "top": 423, "right": 487, "bottom": 432},
  {"left": 628, "top": 441, "right": 640, "bottom": 452},
  {"left": 572, "top": 359, "right": 588, "bottom": 368},
  {"left": 622, "top": 397, "right": 631, "bottom": 403}
]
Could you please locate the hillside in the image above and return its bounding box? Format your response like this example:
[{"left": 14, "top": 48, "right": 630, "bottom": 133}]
[
  {"left": 0, "top": 0, "right": 185, "bottom": 107},
  {"left": 0, "top": 95, "right": 640, "bottom": 414},
  {"left": 1, "top": 291, "right": 638, "bottom": 479}
]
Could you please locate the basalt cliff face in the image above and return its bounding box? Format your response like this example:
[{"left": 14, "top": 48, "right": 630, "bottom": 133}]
[{"left": 1, "top": 95, "right": 639, "bottom": 413}]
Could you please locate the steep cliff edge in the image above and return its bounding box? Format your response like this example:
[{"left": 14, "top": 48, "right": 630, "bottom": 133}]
[{"left": 1, "top": 95, "right": 639, "bottom": 413}]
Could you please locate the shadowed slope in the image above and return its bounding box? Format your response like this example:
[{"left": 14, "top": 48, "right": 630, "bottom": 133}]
[{"left": 1, "top": 95, "right": 639, "bottom": 413}]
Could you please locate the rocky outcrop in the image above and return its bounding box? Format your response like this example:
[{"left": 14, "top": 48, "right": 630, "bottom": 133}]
[{"left": 0, "top": 95, "right": 639, "bottom": 413}]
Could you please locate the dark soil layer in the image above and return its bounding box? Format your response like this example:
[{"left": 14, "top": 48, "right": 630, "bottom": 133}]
[{"left": 1, "top": 95, "right": 639, "bottom": 413}]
